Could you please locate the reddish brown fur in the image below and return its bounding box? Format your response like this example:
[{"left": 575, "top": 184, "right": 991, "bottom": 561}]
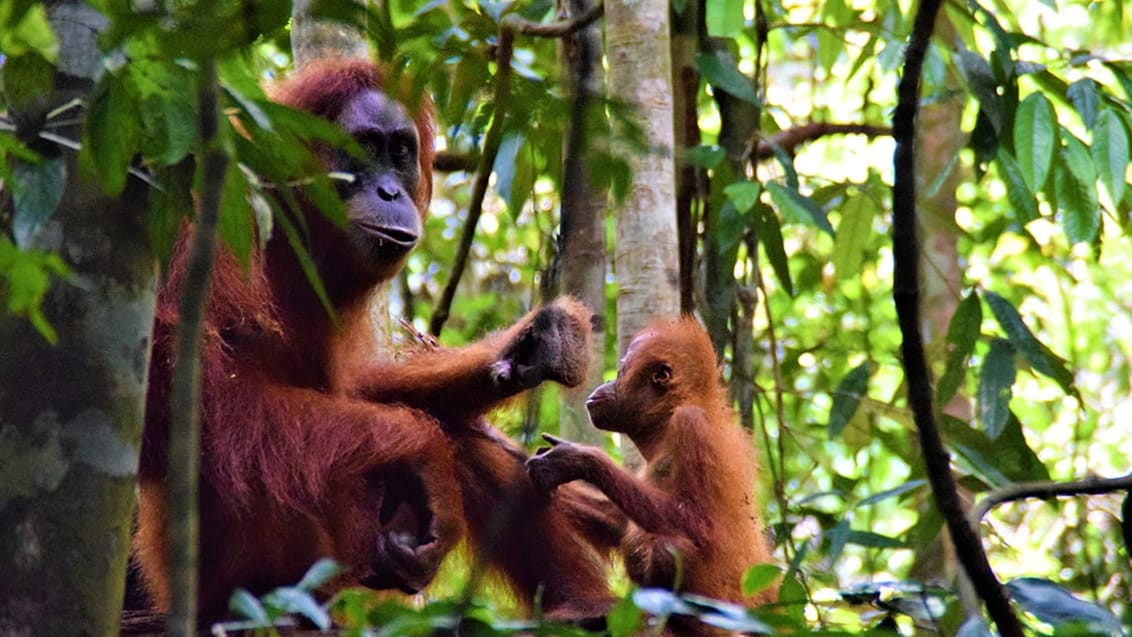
[
  {"left": 135, "top": 58, "right": 613, "bottom": 623},
  {"left": 528, "top": 317, "right": 776, "bottom": 633}
]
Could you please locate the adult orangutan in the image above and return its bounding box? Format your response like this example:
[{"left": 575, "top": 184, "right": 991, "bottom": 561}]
[
  {"left": 527, "top": 317, "right": 776, "bottom": 633},
  {"left": 134, "top": 58, "right": 614, "bottom": 623}
]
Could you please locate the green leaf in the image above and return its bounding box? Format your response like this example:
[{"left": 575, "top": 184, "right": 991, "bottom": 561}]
[
  {"left": 265, "top": 588, "right": 331, "bottom": 630},
  {"left": 1091, "top": 109, "right": 1128, "bottom": 206},
  {"left": 1054, "top": 160, "right": 1099, "bottom": 245},
  {"left": 985, "top": 291, "right": 1077, "bottom": 397},
  {"left": 684, "top": 144, "right": 726, "bottom": 170},
  {"left": 846, "top": 529, "right": 906, "bottom": 549},
  {"left": 753, "top": 203, "right": 794, "bottom": 296},
  {"left": 493, "top": 132, "right": 533, "bottom": 218},
  {"left": 695, "top": 53, "right": 759, "bottom": 104},
  {"left": 218, "top": 160, "right": 254, "bottom": 270},
  {"left": 723, "top": 180, "right": 761, "bottom": 213},
  {"left": 606, "top": 594, "right": 646, "bottom": 637},
  {"left": 10, "top": 155, "right": 65, "bottom": 247},
  {"left": 296, "top": 558, "right": 342, "bottom": 591},
  {"left": 994, "top": 148, "right": 1039, "bottom": 223},
  {"left": 1006, "top": 578, "right": 1123, "bottom": 634},
  {"left": 705, "top": 0, "right": 744, "bottom": 38},
  {"left": 766, "top": 182, "right": 834, "bottom": 235},
  {"left": 83, "top": 72, "right": 141, "bottom": 196},
  {"left": 1013, "top": 92, "right": 1057, "bottom": 193},
  {"left": 741, "top": 564, "right": 782, "bottom": 597},
  {"left": 858, "top": 479, "right": 928, "bottom": 507},
  {"left": 827, "top": 361, "right": 871, "bottom": 439},
  {"left": 977, "top": 338, "right": 1015, "bottom": 439},
  {"left": 228, "top": 589, "right": 270, "bottom": 623},
  {"left": 0, "top": 4, "right": 58, "bottom": 61},
  {"left": 936, "top": 291, "right": 983, "bottom": 407},
  {"left": 832, "top": 194, "right": 876, "bottom": 282},
  {"left": 1067, "top": 78, "right": 1101, "bottom": 129},
  {"left": 941, "top": 413, "right": 1050, "bottom": 486}
]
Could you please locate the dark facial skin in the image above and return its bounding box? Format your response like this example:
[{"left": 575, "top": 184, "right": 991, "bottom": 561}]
[
  {"left": 585, "top": 332, "right": 677, "bottom": 442},
  {"left": 333, "top": 89, "right": 423, "bottom": 274}
]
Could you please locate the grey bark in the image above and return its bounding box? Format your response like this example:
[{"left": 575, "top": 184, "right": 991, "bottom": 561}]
[{"left": 0, "top": 5, "right": 155, "bottom": 634}]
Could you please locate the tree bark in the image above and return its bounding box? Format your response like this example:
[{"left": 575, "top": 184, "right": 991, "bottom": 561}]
[
  {"left": 606, "top": 0, "right": 680, "bottom": 351},
  {"left": 0, "top": 4, "right": 155, "bottom": 634},
  {"left": 556, "top": 0, "right": 607, "bottom": 445}
]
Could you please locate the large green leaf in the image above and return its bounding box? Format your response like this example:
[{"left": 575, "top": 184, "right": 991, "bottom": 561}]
[
  {"left": 218, "top": 160, "right": 254, "bottom": 270},
  {"left": 10, "top": 155, "right": 65, "bottom": 247},
  {"left": 832, "top": 194, "right": 876, "bottom": 282},
  {"left": 985, "top": 291, "right": 1077, "bottom": 398},
  {"left": 753, "top": 203, "right": 794, "bottom": 296},
  {"left": 695, "top": 53, "right": 759, "bottom": 104},
  {"left": 766, "top": 182, "right": 834, "bottom": 235},
  {"left": 827, "top": 361, "right": 871, "bottom": 439},
  {"left": 1091, "top": 109, "right": 1129, "bottom": 206},
  {"left": 1054, "top": 160, "right": 1100, "bottom": 245},
  {"left": 936, "top": 291, "right": 983, "bottom": 407},
  {"left": 705, "top": 0, "right": 744, "bottom": 38},
  {"left": 977, "top": 338, "right": 1015, "bottom": 440},
  {"left": 1067, "top": 78, "right": 1101, "bottom": 129},
  {"left": 1013, "top": 92, "right": 1057, "bottom": 193},
  {"left": 994, "top": 148, "right": 1039, "bottom": 223},
  {"left": 82, "top": 72, "right": 142, "bottom": 197}
]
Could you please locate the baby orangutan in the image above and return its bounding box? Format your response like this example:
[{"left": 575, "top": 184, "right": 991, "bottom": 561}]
[{"left": 527, "top": 317, "right": 776, "bottom": 629}]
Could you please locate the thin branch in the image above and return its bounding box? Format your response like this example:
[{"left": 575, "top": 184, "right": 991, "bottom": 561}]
[
  {"left": 890, "top": 0, "right": 1023, "bottom": 634},
  {"left": 970, "top": 473, "right": 1132, "bottom": 527},
  {"left": 750, "top": 122, "right": 890, "bottom": 162},
  {"left": 428, "top": 22, "right": 517, "bottom": 336},
  {"left": 504, "top": 2, "right": 603, "bottom": 38},
  {"left": 433, "top": 151, "right": 479, "bottom": 173},
  {"left": 167, "top": 58, "right": 226, "bottom": 637}
]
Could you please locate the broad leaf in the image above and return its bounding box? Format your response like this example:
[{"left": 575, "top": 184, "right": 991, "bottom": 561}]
[
  {"left": 858, "top": 479, "right": 928, "bottom": 507},
  {"left": 705, "top": 0, "right": 744, "bottom": 38},
  {"left": 695, "top": 53, "right": 759, "bottom": 104},
  {"left": 1091, "top": 109, "right": 1129, "bottom": 206},
  {"left": 1013, "top": 92, "right": 1057, "bottom": 193},
  {"left": 767, "top": 182, "right": 834, "bottom": 235},
  {"left": 936, "top": 291, "right": 983, "bottom": 406},
  {"left": 1054, "top": 160, "right": 1100, "bottom": 244},
  {"left": 10, "top": 155, "right": 65, "bottom": 247},
  {"left": 994, "top": 148, "right": 1039, "bottom": 223},
  {"left": 723, "top": 180, "right": 761, "bottom": 213},
  {"left": 753, "top": 204, "right": 794, "bottom": 296},
  {"left": 1067, "top": 78, "right": 1101, "bottom": 129},
  {"left": 977, "top": 337, "right": 1015, "bottom": 439},
  {"left": 832, "top": 194, "right": 876, "bottom": 282},
  {"left": 741, "top": 564, "right": 782, "bottom": 597},
  {"left": 83, "top": 72, "right": 142, "bottom": 197},
  {"left": 218, "top": 161, "right": 254, "bottom": 270},
  {"left": 1006, "top": 577, "right": 1123, "bottom": 635},
  {"left": 828, "top": 361, "right": 871, "bottom": 439},
  {"left": 985, "top": 291, "right": 1077, "bottom": 397}
]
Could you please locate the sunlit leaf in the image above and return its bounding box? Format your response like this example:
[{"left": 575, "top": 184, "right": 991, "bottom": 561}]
[
  {"left": 977, "top": 337, "right": 1015, "bottom": 439},
  {"left": 994, "top": 148, "right": 1039, "bottom": 223},
  {"left": 1091, "top": 109, "right": 1129, "bottom": 206},
  {"left": 1067, "top": 78, "right": 1101, "bottom": 129},
  {"left": 741, "top": 564, "right": 781, "bottom": 597},
  {"left": 695, "top": 53, "right": 758, "bottom": 104},
  {"left": 937, "top": 291, "right": 983, "bottom": 406},
  {"left": 828, "top": 361, "right": 871, "bottom": 439},
  {"left": 766, "top": 182, "right": 834, "bottom": 235},
  {"left": 832, "top": 194, "right": 876, "bottom": 282},
  {"left": 83, "top": 72, "right": 142, "bottom": 196},
  {"left": 753, "top": 204, "right": 794, "bottom": 296},
  {"left": 705, "top": 0, "right": 744, "bottom": 38},
  {"left": 1013, "top": 92, "right": 1056, "bottom": 193},
  {"left": 1055, "top": 160, "right": 1100, "bottom": 245},
  {"left": 723, "top": 180, "right": 761, "bottom": 213},
  {"left": 1006, "top": 577, "right": 1123, "bottom": 635},
  {"left": 985, "top": 291, "right": 1077, "bottom": 397}
]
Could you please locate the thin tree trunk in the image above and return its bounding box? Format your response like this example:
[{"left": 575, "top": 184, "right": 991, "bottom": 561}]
[
  {"left": 556, "top": 0, "right": 607, "bottom": 445},
  {"left": 0, "top": 4, "right": 155, "bottom": 634},
  {"left": 606, "top": 0, "right": 680, "bottom": 349}
]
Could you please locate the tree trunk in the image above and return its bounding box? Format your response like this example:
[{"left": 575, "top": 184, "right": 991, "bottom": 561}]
[
  {"left": 556, "top": 0, "right": 607, "bottom": 445},
  {"left": 0, "top": 4, "right": 155, "bottom": 634},
  {"left": 606, "top": 0, "right": 680, "bottom": 351}
]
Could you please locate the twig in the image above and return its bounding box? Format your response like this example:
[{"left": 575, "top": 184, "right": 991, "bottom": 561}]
[
  {"left": 429, "top": 5, "right": 603, "bottom": 336},
  {"left": 970, "top": 473, "right": 1132, "bottom": 527},
  {"left": 167, "top": 58, "right": 227, "bottom": 637},
  {"left": 751, "top": 122, "right": 890, "bottom": 161},
  {"left": 890, "top": 0, "right": 1023, "bottom": 634}
]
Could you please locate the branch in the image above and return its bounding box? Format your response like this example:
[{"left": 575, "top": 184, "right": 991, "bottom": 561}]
[
  {"left": 751, "top": 122, "right": 890, "bottom": 161},
  {"left": 890, "top": 0, "right": 1023, "bottom": 634},
  {"left": 433, "top": 151, "right": 478, "bottom": 173},
  {"left": 503, "top": 2, "right": 603, "bottom": 38},
  {"left": 167, "top": 58, "right": 226, "bottom": 637},
  {"left": 971, "top": 473, "right": 1132, "bottom": 527},
  {"left": 428, "top": 22, "right": 517, "bottom": 337}
]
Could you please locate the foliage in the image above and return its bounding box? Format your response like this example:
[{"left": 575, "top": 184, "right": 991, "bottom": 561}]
[{"left": 3, "top": 0, "right": 1131, "bottom": 632}]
